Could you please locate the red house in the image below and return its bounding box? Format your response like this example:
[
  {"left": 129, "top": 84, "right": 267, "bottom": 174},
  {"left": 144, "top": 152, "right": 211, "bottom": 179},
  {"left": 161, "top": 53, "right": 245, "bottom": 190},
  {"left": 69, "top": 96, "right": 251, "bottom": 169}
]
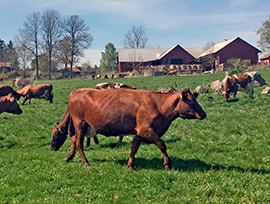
[
  {"left": 198, "top": 37, "right": 261, "bottom": 68},
  {"left": 118, "top": 45, "right": 196, "bottom": 72},
  {"left": 260, "top": 54, "right": 270, "bottom": 63}
]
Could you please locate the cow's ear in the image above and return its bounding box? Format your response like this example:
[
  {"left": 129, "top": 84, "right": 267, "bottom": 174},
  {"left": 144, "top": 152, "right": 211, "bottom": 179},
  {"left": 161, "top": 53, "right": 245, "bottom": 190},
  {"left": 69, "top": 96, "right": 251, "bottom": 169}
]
[
  {"left": 179, "top": 90, "right": 187, "bottom": 100},
  {"left": 7, "top": 93, "right": 14, "bottom": 102},
  {"left": 180, "top": 88, "right": 190, "bottom": 100}
]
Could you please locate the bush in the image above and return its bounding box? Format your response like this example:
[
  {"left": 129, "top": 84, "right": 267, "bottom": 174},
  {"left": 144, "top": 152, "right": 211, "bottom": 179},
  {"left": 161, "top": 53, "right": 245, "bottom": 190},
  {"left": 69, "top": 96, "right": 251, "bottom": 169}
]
[{"left": 228, "top": 58, "right": 244, "bottom": 76}]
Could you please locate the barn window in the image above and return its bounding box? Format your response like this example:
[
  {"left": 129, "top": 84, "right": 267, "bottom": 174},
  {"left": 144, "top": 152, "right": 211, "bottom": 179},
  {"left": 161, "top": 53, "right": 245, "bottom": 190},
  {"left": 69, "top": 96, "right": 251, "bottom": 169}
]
[{"left": 171, "top": 58, "right": 183, "bottom": 64}]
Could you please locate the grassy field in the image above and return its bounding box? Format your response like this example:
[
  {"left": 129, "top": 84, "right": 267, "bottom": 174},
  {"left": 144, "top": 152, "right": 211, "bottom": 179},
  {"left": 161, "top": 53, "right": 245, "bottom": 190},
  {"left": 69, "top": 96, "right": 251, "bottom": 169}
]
[{"left": 0, "top": 70, "right": 270, "bottom": 203}]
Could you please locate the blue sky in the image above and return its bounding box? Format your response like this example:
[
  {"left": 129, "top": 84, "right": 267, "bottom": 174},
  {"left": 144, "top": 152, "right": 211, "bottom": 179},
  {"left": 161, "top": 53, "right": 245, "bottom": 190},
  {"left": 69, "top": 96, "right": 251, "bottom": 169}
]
[{"left": 0, "top": 0, "right": 269, "bottom": 66}]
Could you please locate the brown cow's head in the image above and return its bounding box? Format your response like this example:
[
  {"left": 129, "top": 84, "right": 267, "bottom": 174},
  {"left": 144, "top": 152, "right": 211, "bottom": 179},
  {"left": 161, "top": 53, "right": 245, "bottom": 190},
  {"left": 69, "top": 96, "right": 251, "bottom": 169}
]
[
  {"left": 221, "top": 89, "right": 230, "bottom": 101},
  {"left": 178, "top": 88, "right": 206, "bottom": 120},
  {"left": 50, "top": 123, "right": 67, "bottom": 151},
  {"left": 2, "top": 93, "right": 23, "bottom": 114}
]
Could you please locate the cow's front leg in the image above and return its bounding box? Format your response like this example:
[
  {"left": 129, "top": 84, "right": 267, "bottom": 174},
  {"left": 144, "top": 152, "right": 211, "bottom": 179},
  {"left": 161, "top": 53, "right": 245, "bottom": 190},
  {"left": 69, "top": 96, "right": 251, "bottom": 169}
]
[
  {"left": 138, "top": 127, "right": 171, "bottom": 170},
  {"left": 22, "top": 97, "right": 27, "bottom": 105},
  {"left": 76, "top": 133, "right": 89, "bottom": 166},
  {"left": 66, "top": 135, "right": 77, "bottom": 162},
  {"left": 127, "top": 137, "right": 142, "bottom": 171},
  {"left": 155, "top": 139, "right": 171, "bottom": 171}
]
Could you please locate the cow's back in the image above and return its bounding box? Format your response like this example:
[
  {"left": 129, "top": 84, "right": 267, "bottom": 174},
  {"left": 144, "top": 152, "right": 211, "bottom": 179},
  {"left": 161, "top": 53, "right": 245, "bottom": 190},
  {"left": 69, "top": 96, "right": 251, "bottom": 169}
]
[{"left": 68, "top": 88, "right": 163, "bottom": 136}]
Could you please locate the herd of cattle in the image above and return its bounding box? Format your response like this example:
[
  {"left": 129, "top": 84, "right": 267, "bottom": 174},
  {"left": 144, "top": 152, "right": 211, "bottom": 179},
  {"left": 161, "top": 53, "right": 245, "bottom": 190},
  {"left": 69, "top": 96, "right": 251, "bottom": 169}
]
[{"left": 0, "top": 73, "right": 257, "bottom": 170}]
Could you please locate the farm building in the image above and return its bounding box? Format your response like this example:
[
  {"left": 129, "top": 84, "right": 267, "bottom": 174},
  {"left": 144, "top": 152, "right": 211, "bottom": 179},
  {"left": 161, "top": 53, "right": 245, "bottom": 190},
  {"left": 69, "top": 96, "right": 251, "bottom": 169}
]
[
  {"left": 117, "top": 37, "right": 261, "bottom": 73},
  {"left": 0, "top": 62, "right": 11, "bottom": 72},
  {"left": 198, "top": 37, "right": 261, "bottom": 70},
  {"left": 260, "top": 54, "right": 270, "bottom": 63},
  {"left": 117, "top": 45, "right": 198, "bottom": 72}
]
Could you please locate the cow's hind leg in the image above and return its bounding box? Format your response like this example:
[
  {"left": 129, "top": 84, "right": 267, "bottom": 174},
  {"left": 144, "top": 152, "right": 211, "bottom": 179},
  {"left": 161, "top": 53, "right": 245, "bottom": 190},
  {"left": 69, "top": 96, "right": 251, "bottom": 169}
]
[
  {"left": 117, "top": 136, "right": 123, "bottom": 143},
  {"left": 127, "top": 136, "right": 142, "bottom": 171},
  {"left": 66, "top": 135, "right": 77, "bottom": 162}
]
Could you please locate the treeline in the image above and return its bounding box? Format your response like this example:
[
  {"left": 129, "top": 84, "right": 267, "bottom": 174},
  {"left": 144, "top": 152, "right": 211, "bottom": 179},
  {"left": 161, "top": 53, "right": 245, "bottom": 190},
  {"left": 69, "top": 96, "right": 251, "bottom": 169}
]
[{"left": 0, "top": 9, "right": 93, "bottom": 79}]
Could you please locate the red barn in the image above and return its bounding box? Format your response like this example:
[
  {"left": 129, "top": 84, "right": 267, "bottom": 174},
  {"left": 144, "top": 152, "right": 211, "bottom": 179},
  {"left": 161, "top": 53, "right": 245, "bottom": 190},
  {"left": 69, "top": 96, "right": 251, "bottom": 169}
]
[
  {"left": 117, "top": 37, "right": 261, "bottom": 73},
  {"left": 198, "top": 37, "right": 261, "bottom": 68},
  {"left": 117, "top": 45, "right": 196, "bottom": 72}
]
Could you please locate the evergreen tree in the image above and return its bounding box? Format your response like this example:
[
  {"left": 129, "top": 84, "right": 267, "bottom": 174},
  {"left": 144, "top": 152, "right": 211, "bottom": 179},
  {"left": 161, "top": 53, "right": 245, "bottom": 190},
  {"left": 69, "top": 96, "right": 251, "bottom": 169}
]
[{"left": 100, "top": 42, "right": 118, "bottom": 72}]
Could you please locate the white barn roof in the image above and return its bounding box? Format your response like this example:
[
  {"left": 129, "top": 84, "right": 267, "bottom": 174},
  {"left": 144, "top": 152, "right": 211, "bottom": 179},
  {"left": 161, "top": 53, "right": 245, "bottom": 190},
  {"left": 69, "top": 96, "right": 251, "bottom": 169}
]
[{"left": 118, "top": 48, "right": 168, "bottom": 62}]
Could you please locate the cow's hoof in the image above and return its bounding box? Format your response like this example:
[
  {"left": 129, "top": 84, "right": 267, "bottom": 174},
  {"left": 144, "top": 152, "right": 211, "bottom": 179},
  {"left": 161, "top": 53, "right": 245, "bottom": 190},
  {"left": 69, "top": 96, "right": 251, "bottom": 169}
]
[
  {"left": 128, "top": 166, "right": 137, "bottom": 171},
  {"left": 165, "top": 165, "right": 172, "bottom": 171},
  {"left": 65, "top": 153, "right": 75, "bottom": 162}
]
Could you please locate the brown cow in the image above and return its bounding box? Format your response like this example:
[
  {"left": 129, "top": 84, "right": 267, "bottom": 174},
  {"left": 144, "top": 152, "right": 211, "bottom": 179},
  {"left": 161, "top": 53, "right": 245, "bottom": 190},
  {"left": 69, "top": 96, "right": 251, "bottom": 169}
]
[
  {"left": 0, "top": 85, "right": 22, "bottom": 100},
  {"left": 17, "top": 83, "right": 53, "bottom": 105},
  {"left": 51, "top": 88, "right": 206, "bottom": 171},
  {"left": 0, "top": 77, "right": 3, "bottom": 81},
  {"left": 222, "top": 73, "right": 254, "bottom": 101},
  {"left": 95, "top": 82, "right": 136, "bottom": 90},
  {"left": 167, "top": 70, "right": 177, "bottom": 76},
  {"left": 0, "top": 93, "right": 22, "bottom": 114}
]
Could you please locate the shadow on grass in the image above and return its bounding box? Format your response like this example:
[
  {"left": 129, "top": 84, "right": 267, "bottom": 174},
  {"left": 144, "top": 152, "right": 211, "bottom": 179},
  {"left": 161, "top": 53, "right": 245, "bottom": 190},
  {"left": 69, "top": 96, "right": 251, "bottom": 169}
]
[
  {"left": 227, "top": 98, "right": 239, "bottom": 103},
  {"left": 95, "top": 157, "right": 269, "bottom": 174}
]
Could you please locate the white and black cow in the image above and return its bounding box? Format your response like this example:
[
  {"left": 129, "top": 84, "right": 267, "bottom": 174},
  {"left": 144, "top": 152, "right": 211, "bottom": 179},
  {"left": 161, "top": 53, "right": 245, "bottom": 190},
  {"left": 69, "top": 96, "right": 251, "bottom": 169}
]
[
  {"left": 95, "top": 82, "right": 136, "bottom": 90},
  {"left": 222, "top": 73, "right": 254, "bottom": 101}
]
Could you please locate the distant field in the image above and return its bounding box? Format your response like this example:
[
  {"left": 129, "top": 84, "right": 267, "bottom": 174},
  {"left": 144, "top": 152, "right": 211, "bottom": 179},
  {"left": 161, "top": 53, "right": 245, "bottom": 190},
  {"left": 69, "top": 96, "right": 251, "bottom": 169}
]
[{"left": 0, "top": 70, "right": 269, "bottom": 203}]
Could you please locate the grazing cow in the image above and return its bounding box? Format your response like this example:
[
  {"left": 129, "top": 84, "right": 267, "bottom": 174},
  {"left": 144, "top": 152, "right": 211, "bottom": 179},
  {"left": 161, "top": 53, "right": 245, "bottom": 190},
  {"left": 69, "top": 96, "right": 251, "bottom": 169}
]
[
  {"left": 91, "top": 74, "right": 95, "bottom": 79},
  {"left": 167, "top": 70, "right": 177, "bottom": 76},
  {"left": 51, "top": 88, "right": 206, "bottom": 171},
  {"left": 0, "top": 85, "right": 21, "bottom": 100},
  {"left": 0, "top": 77, "right": 3, "bottom": 81},
  {"left": 104, "top": 74, "right": 109, "bottom": 79},
  {"left": 0, "top": 93, "right": 22, "bottom": 115},
  {"left": 96, "top": 74, "right": 101, "bottom": 79},
  {"left": 222, "top": 73, "right": 254, "bottom": 101},
  {"left": 17, "top": 83, "right": 53, "bottom": 105},
  {"left": 13, "top": 77, "right": 35, "bottom": 88},
  {"left": 111, "top": 74, "right": 114, "bottom": 79},
  {"left": 95, "top": 82, "right": 136, "bottom": 90}
]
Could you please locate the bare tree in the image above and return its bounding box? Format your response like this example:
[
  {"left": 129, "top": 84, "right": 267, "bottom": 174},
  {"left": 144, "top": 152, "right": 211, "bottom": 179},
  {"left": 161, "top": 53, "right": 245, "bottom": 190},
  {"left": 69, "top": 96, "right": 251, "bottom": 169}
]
[
  {"left": 122, "top": 26, "right": 149, "bottom": 49},
  {"left": 16, "top": 12, "right": 41, "bottom": 79},
  {"left": 17, "top": 45, "right": 31, "bottom": 77},
  {"left": 256, "top": 15, "right": 270, "bottom": 53},
  {"left": 41, "top": 9, "right": 62, "bottom": 79},
  {"left": 201, "top": 41, "right": 216, "bottom": 71},
  {"left": 61, "top": 15, "right": 93, "bottom": 78},
  {"left": 55, "top": 37, "right": 71, "bottom": 69}
]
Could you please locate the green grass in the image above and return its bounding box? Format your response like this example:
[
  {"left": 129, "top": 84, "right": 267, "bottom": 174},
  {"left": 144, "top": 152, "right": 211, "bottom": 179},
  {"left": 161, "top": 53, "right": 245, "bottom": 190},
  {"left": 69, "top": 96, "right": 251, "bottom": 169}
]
[{"left": 0, "top": 70, "right": 270, "bottom": 203}]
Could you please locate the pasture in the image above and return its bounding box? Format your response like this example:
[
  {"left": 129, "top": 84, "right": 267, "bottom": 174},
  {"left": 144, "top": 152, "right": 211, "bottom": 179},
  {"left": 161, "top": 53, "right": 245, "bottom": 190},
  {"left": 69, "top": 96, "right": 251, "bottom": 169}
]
[{"left": 0, "top": 70, "right": 270, "bottom": 203}]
